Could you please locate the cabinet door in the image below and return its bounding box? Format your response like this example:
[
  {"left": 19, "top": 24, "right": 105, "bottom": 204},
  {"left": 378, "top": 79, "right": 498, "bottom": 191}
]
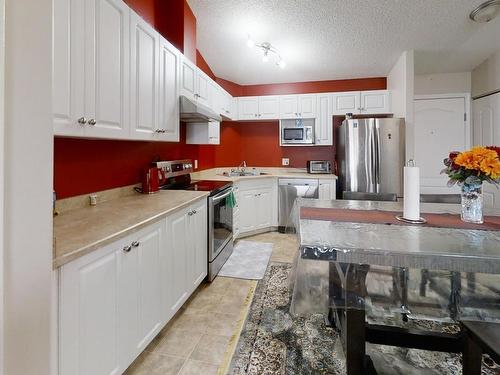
[
  {"left": 196, "top": 71, "right": 210, "bottom": 106},
  {"left": 164, "top": 207, "right": 189, "bottom": 315},
  {"left": 238, "top": 97, "right": 259, "bottom": 120},
  {"left": 208, "top": 121, "right": 220, "bottom": 144},
  {"left": 316, "top": 94, "right": 333, "bottom": 145},
  {"left": 256, "top": 188, "right": 273, "bottom": 229},
  {"left": 180, "top": 57, "right": 197, "bottom": 100},
  {"left": 360, "top": 90, "right": 391, "bottom": 114},
  {"left": 60, "top": 243, "right": 121, "bottom": 375},
  {"left": 134, "top": 223, "right": 163, "bottom": 351},
  {"left": 189, "top": 200, "right": 208, "bottom": 290},
  {"left": 238, "top": 189, "right": 258, "bottom": 232},
  {"left": 53, "top": 0, "right": 85, "bottom": 136},
  {"left": 130, "top": 11, "right": 159, "bottom": 140},
  {"left": 299, "top": 94, "right": 317, "bottom": 118},
  {"left": 259, "top": 96, "right": 280, "bottom": 119},
  {"left": 332, "top": 92, "right": 361, "bottom": 115},
  {"left": 208, "top": 82, "right": 220, "bottom": 114},
  {"left": 318, "top": 179, "right": 336, "bottom": 200},
  {"left": 158, "top": 36, "right": 180, "bottom": 141},
  {"left": 280, "top": 95, "right": 299, "bottom": 119},
  {"left": 85, "top": 0, "right": 130, "bottom": 138}
]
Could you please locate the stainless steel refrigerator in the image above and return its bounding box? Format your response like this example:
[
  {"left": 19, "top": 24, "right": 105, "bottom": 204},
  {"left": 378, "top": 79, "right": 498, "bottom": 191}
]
[{"left": 336, "top": 118, "right": 405, "bottom": 200}]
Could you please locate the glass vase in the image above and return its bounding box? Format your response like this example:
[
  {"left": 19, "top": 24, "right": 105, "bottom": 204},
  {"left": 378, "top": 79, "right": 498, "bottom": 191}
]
[{"left": 460, "top": 184, "right": 483, "bottom": 224}]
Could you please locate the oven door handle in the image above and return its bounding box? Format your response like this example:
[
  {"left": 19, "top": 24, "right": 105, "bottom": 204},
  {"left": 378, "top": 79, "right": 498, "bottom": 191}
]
[{"left": 212, "top": 189, "right": 233, "bottom": 204}]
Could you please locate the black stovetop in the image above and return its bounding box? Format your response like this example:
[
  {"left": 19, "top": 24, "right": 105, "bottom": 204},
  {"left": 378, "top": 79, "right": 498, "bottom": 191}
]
[{"left": 160, "top": 174, "right": 232, "bottom": 196}]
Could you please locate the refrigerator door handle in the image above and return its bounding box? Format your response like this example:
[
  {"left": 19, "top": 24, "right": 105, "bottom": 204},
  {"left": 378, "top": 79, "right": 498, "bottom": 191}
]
[
  {"left": 366, "top": 123, "right": 375, "bottom": 193},
  {"left": 374, "top": 124, "right": 381, "bottom": 192}
]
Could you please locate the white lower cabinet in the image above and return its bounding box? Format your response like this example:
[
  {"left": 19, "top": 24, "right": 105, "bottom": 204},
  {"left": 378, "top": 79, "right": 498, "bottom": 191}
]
[
  {"left": 318, "top": 179, "right": 337, "bottom": 200},
  {"left": 59, "top": 198, "right": 207, "bottom": 375},
  {"left": 234, "top": 179, "right": 278, "bottom": 236}
]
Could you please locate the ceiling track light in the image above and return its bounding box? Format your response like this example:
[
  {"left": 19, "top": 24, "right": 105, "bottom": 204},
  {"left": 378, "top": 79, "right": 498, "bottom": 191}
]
[
  {"left": 246, "top": 36, "right": 286, "bottom": 69},
  {"left": 470, "top": 0, "right": 500, "bottom": 22}
]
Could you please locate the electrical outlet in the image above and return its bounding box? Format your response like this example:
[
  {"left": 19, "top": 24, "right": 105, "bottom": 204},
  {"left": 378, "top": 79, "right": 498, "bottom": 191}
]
[
  {"left": 282, "top": 158, "right": 290, "bottom": 166},
  {"left": 194, "top": 159, "right": 198, "bottom": 169}
]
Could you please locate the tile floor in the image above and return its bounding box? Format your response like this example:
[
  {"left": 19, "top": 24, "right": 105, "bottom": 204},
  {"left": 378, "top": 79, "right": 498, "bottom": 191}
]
[{"left": 124, "top": 231, "right": 298, "bottom": 375}]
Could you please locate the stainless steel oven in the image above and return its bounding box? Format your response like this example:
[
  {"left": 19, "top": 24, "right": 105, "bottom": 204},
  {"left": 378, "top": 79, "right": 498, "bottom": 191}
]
[{"left": 208, "top": 186, "right": 234, "bottom": 281}]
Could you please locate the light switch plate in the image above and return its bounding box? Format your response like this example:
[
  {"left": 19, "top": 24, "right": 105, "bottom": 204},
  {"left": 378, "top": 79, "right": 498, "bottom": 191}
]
[{"left": 282, "top": 158, "right": 290, "bottom": 166}]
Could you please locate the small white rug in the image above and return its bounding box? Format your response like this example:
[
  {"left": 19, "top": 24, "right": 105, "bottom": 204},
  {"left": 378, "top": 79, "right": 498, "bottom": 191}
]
[{"left": 218, "top": 240, "right": 273, "bottom": 280}]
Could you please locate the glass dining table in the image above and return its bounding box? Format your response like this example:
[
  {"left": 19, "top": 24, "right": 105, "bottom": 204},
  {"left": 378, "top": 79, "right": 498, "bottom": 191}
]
[{"left": 289, "top": 199, "right": 500, "bottom": 374}]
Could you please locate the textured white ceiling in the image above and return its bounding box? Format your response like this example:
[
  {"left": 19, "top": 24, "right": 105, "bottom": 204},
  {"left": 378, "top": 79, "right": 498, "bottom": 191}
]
[{"left": 187, "top": 0, "right": 500, "bottom": 85}]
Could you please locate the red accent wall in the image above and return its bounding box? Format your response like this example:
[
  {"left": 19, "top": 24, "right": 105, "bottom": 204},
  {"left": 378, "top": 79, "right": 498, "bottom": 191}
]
[{"left": 196, "top": 50, "right": 216, "bottom": 80}]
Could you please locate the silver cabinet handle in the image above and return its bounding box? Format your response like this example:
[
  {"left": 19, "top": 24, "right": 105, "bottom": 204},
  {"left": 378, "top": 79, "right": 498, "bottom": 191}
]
[
  {"left": 88, "top": 119, "right": 97, "bottom": 126},
  {"left": 192, "top": 209, "right": 197, "bottom": 214},
  {"left": 188, "top": 211, "right": 194, "bottom": 216},
  {"left": 77, "top": 117, "right": 87, "bottom": 125},
  {"left": 254, "top": 114, "right": 258, "bottom": 117},
  {"left": 123, "top": 245, "right": 132, "bottom": 253},
  {"left": 155, "top": 129, "right": 163, "bottom": 133},
  {"left": 131, "top": 241, "right": 140, "bottom": 248}
]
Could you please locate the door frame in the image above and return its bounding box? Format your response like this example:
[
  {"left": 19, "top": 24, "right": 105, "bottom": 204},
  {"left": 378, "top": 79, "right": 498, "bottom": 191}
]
[
  {"left": 0, "top": 0, "right": 5, "bottom": 372},
  {"left": 413, "top": 93, "right": 471, "bottom": 194}
]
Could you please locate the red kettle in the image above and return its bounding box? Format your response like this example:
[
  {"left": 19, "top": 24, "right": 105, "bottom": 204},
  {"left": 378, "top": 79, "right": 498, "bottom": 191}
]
[{"left": 139, "top": 167, "right": 166, "bottom": 194}]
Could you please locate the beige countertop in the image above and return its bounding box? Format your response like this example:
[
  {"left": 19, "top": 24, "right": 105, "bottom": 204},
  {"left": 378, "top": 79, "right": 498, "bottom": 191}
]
[
  {"left": 53, "top": 190, "right": 209, "bottom": 268},
  {"left": 191, "top": 167, "right": 338, "bottom": 182}
]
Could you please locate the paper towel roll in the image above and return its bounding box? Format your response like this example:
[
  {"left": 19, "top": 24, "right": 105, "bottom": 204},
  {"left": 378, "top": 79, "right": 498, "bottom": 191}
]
[{"left": 403, "top": 166, "right": 420, "bottom": 220}]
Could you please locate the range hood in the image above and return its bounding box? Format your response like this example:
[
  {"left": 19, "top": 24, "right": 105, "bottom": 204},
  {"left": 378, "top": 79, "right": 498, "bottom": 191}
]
[{"left": 179, "top": 95, "right": 222, "bottom": 122}]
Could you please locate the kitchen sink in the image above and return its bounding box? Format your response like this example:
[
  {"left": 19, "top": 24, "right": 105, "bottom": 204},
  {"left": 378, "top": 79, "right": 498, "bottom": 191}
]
[{"left": 223, "top": 171, "right": 270, "bottom": 177}]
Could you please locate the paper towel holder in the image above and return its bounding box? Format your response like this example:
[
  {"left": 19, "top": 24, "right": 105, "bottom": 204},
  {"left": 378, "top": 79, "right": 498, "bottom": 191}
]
[{"left": 396, "top": 159, "right": 428, "bottom": 224}]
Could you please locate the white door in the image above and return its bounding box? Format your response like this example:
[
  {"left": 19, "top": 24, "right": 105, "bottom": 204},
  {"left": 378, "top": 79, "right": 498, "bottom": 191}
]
[
  {"left": 189, "top": 200, "right": 208, "bottom": 289},
  {"left": 130, "top": 11, "right": 159, "bottom": 140},
  {"left": 258, "top": 96, "right": 280, "bottom": 119},
  {"left": 164, "top": 207, "right": 189, "bottom": 315},
  {"left": 238, "top": 97, "right": 259, "bottom": 120},
  {"left": 134, "top": 224, "right": 162, "bottom": 351},
  {"left": 53, "top": 0, "right": 85, "bottom": 136},
  {"left": 414, "top": 96, "right": 470, "bottom": 194},
  {"left": 360, "top": 90, "right": 391, "bottom": 114},
  {"left": 85, "top": 0, "right": 130, "bottom": 138},
  {"left": 158, "top": 36, "right": 180, "bottom": 141},
  {"left": 473, "top": 93, "right": 500, "bottom": 208},
  {"left": 332, "top": 92, "right": 360, "bottom": 115},
  {"left": 280, "top": 95, "right": 299, "bottom": 119},
  {"left": 60, "top": 244, "right": 122, "bottom": 375},
  {"left": 298, "top": 94, "right": 317, "bottom": 118},
  {"left": 180, "top": 58, "right": 197, "bottom": 100},
  {"left": 316, "top": 94, "right": 333, "bottom": 145},
  {"left": 196, "top": 71, "right": 210, "bottom": 106}
]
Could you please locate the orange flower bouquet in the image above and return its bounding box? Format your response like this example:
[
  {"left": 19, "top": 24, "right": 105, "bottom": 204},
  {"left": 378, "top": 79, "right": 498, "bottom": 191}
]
[
  {"left": 442, "top": 146, "right": 500, "bottom": 223},
  {"left": 442, "top": 146, "right": 500, "bottom": 188}
]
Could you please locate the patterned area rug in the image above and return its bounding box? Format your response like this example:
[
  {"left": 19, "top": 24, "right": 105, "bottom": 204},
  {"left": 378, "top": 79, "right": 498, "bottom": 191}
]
[{"left": 229, "top": 262, "right": 500, "bottom": 375}]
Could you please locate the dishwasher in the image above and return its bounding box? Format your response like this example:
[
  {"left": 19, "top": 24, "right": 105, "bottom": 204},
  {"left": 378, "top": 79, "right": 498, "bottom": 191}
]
[{"left": 278, "top": 178, "right": 319, "bottom": 232}]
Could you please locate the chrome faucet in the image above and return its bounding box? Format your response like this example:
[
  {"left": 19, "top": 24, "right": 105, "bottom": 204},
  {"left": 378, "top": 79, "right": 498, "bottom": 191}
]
[{"left": 230, "top": 161, "right": 247, "bottom": 176}]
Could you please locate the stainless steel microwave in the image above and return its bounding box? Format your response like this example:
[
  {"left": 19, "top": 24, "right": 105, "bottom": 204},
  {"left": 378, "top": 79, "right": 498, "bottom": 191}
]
[
  {"left": 307, "top": 160, "right": 332, "bottom": 174},
  {"left": 280, "top": 118, "right": 315, "bottom": 145}
]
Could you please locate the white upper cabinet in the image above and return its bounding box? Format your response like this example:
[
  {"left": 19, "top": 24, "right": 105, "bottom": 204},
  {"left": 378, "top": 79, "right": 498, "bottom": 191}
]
[
  {"left": 360, "top": 90, "right": 391, "bottom": 114},
  {"left": 316, "top": 94, "right": 333, "bottom": 145},
  {"left": 279, "top": 95, "right": 299, "bottom": 119},
  {"left": 238, "top": 96, "right": 279, "bottom": 120},
  {"left": 238, "top": 97, "right": 260, "bottom": 120},
  {"left": 196, "top": 71, "right": 210, "bottom": 107},
  {"left": 279, "top": 94, "right": 317, "bottom": 118},
  {"left": 157, "top": 36, "right": 180, "bottom": 142},
  {"left": 332, "top": 90, "right": 390, "bottom": 115},
  {"left": 53, "top": 0, "right": 85, "bottom": 137},
  {"left": 186, "top": 121, "right": 220, "bottom": 145},
  {"left": 258, "top": 96, "right": 280, "bottom": 119},
  {"left": 332, "top": 91, "right": 360, "bottom": 115},
  {"left": 130, "top": 11, "right": 159, "bottom": 140},
  {"left": 298, "top": 94, "right": 317, "bottom": 118},
  {"left": 54, "top": 0, "right": 130, "bottom": 139},
  {"left": 180, "top": 57, "right": 197, "bottom": 101}
]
